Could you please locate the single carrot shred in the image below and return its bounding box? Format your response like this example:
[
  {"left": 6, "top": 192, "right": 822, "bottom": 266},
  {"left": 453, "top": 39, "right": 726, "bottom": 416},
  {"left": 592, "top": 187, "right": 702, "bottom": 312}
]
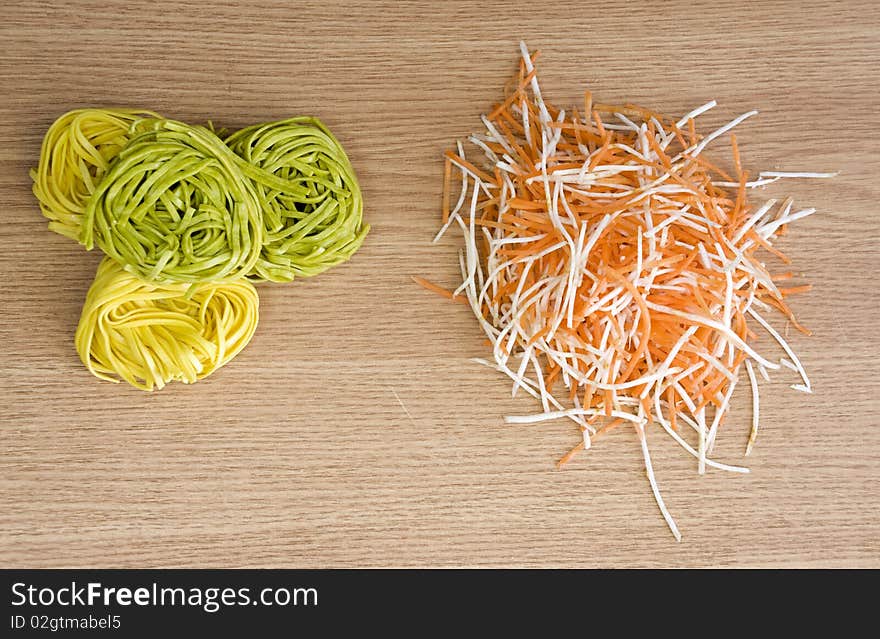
[
  {"left": 411, "top": 276, "right": 468, "bottom": 304},
  {"left": 556, "top": 441, "right": 584, "bottom": 469}
]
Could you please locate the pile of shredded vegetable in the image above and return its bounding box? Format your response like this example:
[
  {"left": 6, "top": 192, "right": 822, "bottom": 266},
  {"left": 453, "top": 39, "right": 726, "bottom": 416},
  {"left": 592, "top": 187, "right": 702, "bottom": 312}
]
[{"left": 418, "top": 43, "right": 834, "bottom": 540}]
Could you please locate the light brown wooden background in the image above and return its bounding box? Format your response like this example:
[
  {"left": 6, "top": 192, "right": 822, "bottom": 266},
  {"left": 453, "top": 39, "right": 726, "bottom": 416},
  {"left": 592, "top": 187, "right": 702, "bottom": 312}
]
[{"left": 1, "top": 0, "right": 878, "bottom": 568}]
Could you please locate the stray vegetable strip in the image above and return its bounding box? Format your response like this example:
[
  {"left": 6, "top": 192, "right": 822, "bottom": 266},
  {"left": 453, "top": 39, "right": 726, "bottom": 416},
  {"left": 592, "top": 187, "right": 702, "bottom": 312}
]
[{"left": 426, "top": 42, "right": 831, "bottom": 540}]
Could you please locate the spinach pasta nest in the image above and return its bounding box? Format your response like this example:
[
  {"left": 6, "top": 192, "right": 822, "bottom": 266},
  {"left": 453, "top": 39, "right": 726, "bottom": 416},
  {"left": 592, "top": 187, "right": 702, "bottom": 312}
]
[
  {"left": 227, "top": 117, "right": 368, "bottom": 283},
  {"left": 32, "top": 108, "right": 368, "bottom": 390},
  {"left": 81, "top": 117, "right": 266, "bottom": 283}
]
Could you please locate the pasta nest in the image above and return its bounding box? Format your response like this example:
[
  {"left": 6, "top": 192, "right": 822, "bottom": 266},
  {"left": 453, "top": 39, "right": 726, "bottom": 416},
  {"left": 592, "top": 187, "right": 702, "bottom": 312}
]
[{"left": 75, "top": 257, "right": 259, "bottom": 391}]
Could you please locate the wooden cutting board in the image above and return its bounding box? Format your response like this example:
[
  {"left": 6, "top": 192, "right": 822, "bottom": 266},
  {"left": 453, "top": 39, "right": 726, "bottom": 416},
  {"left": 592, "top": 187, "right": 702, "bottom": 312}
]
[{"left": 1, "top": 0, "right": 878, "bottom": 567}]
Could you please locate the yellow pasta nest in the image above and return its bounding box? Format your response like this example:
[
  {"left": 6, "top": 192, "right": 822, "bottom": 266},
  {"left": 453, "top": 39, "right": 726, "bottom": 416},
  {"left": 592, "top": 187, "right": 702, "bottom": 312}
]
[
  {"left": 30, "top": 109, "right": 159, "bottom": 241},
  {"left": 75, "top": 258, "right": 259, "bottom": 391}
]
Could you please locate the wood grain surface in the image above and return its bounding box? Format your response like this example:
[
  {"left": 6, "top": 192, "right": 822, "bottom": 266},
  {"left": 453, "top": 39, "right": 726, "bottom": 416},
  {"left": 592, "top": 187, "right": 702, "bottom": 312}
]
[{"left": 1, "top": 0, "right": 878, "bottom": 568}]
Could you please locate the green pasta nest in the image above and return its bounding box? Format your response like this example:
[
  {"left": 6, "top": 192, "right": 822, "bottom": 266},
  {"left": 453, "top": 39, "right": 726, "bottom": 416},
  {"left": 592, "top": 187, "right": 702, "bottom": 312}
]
[{"left": 227, "top": 117, "right": 368, "bottom": 282}]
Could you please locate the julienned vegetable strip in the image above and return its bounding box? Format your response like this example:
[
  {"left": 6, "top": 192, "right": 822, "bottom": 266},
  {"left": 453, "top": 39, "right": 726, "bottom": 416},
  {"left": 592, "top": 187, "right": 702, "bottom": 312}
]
[{"left": 423, "top": 42, "right": 835, "bottom": 540}]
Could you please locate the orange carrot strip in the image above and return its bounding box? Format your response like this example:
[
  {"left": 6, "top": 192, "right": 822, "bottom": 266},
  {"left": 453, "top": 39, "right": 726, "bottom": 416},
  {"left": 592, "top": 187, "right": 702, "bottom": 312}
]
[
  {"left": 411, "top": 276, "right": 468, "bottom": 305},
  {"left": 444, "top": 150, "right": 496, "bottom": 185}
]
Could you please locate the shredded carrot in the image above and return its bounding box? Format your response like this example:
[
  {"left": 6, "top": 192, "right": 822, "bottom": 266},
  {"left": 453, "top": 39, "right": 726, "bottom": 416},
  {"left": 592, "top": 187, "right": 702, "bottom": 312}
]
[
  {"left": 776, "top": 285, "right": 813, "bottom": 296},
  {"left": 556, "top": 441, "right": 584, "bottom": 469},
  {"left": 731, "top": 133, "right": 742, "bottom": 176},
  {"left": 424, "top": 41, "right": 830, "bottom": 541},
  {"left": 411, "top": 276, "right": 467, "bottom": 304}
]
